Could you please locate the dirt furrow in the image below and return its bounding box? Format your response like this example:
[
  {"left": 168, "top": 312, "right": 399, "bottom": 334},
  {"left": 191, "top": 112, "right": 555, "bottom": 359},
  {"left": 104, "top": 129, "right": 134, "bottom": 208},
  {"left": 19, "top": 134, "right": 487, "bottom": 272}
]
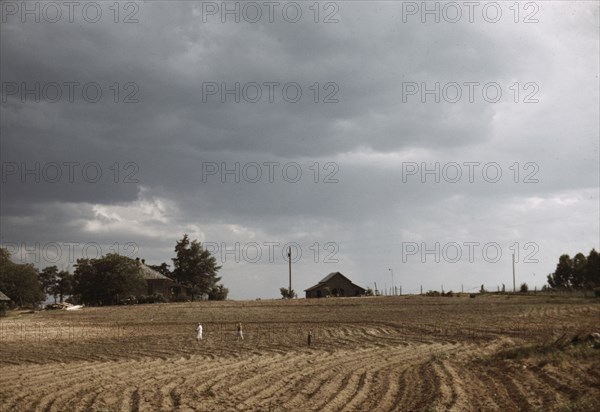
[
  {"left": 311, "top": 369, "right": 354, "bottom": 411},
  {"left": 432, "top": 360, "right": 458, "bottom": 410}
]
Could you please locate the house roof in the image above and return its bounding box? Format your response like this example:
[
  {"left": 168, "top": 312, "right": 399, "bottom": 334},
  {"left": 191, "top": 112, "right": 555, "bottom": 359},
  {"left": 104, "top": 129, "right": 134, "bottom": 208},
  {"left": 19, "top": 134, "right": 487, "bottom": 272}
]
[
  {"left": 138, "top": 264, "right": 174, "bottom": 281},
  {"left": 0, "top": 291, "right": 11, "bottom": 301},
  {"left": 304, "top": 272, "right": 366, "bottom": 292}
]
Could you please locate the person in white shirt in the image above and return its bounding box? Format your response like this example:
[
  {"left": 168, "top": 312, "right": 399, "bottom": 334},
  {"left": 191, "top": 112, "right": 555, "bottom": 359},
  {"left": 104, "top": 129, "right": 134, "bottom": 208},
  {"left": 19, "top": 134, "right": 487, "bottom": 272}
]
[{"left": 196, "top": 323, "right": 203, "bottom": 342}]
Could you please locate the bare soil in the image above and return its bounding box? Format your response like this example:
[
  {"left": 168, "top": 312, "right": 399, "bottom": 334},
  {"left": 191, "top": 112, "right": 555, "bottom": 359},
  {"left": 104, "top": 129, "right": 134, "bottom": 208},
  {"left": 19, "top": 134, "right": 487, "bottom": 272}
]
[{"left": 1, "top": 294, "right": 599, "bottom": 411}]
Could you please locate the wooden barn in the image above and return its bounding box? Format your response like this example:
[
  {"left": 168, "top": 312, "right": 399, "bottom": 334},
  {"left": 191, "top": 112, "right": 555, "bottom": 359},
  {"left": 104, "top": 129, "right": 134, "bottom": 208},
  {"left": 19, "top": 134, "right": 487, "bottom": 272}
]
[
  {"left": 0, "top": 291, "right": 11, "bottom": 302},
  {"left": 0, "top": 290, "right": 11, "bottom": 315},
  {"left": 304, "top": 272, "right": 366, "bottom": 298}
]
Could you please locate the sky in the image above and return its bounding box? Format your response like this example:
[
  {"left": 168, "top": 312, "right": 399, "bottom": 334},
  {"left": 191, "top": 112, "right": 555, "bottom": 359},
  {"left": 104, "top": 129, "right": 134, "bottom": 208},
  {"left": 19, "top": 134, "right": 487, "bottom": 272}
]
[{"left": 1, "top": 0, "right": 598, "bottom": 299}]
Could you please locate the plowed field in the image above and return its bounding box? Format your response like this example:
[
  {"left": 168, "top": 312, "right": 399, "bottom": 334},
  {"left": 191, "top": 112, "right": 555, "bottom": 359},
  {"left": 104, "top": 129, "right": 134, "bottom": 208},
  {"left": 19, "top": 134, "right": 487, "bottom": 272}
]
[{"left": 1, "top": 295, "right": 599, "bottom": 411}]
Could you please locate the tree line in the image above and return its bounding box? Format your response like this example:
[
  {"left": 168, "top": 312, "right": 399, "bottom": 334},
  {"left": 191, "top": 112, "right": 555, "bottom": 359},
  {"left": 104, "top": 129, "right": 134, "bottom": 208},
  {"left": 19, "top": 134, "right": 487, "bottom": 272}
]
[
  {"left": 0, "top": 234, "right": 228, "bottom": 307},
  {"left": 546, "top": 248, "right": 600, "bottom": 291}
]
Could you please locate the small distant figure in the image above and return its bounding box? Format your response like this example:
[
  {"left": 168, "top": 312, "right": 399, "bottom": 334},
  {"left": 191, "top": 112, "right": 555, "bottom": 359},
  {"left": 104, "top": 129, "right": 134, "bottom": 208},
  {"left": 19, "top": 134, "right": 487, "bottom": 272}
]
[
  {"left": 196, "top": 323, "right": 203, "bottom": 342},
  {"left": 308, "top": 330, "right": 313, "bottom": 347},
  {"left": 236, "top": 322, "right": 244, "bottom": 341}
]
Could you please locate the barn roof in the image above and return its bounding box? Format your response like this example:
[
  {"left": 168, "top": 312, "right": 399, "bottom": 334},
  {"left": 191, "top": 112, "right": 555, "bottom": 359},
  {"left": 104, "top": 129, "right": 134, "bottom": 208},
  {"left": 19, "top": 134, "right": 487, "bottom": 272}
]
[
  {"left": 0, "top": 291, "right": 11, "bottom": 301},
  {"left": 319, "top": 272, "right": 340, "bottom": 283},
  {"left": 304, "top": 272, "right": 366, "bottom": 292},
  {"left": 138, "top": 264, "right": 173, "bottom": 281}
]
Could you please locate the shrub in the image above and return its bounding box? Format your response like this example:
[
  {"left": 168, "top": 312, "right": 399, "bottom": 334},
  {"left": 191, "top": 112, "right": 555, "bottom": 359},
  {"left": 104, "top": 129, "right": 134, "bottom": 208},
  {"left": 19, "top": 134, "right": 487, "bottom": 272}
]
[
  {"left": 148, "top": 293, "right": 166, "bottom": 304},
  {"left": 209, "top": 284, "right": 229, "bottom": 301},
  {"left": 520, "top": 283, "right": 529, "bottom": 293},
  {"left": 280, "top": 287, "right": 297, "bottom": 299},
  {"left": 119, "top": 295, "right": 138, "bottom": 305},
  {"left": 136, "top": 293, "right": 166, "bottom": 304},
  {"left": 170, "top": 294, "right": 191, "bottom": 302}
]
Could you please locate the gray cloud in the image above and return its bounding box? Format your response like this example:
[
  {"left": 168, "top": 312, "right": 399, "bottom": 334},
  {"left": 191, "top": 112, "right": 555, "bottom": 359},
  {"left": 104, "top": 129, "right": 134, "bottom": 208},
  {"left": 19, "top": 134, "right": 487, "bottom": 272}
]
[{"left": 1, "top": 1, "right": 598, "bottom": 298}]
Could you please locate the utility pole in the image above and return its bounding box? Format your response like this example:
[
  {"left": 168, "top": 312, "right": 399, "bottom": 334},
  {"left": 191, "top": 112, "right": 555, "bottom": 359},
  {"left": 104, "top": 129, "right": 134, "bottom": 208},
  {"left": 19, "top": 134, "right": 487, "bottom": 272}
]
[
  {"left": 288, "top": 246, "right": 292, "bottom": 296},
  {"left": 512, "top": 253, "right": 516, "bottom": 293},
  {"left": 389, "top": 268, "right": 394, "bottom": 296}
]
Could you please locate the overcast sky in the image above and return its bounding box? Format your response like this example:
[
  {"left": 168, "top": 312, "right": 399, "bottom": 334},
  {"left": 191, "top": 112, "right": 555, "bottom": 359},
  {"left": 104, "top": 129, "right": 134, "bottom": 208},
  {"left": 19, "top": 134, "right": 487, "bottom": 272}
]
[{"left": 1, "top": 1, "right": 598, "bottom": 299}]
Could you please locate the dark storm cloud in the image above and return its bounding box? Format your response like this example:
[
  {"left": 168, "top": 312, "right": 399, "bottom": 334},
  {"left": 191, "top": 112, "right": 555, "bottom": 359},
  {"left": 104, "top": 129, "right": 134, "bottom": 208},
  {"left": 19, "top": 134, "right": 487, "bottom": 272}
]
[{"left": 1, "top": 1, "right": 598, "bottom": 298}]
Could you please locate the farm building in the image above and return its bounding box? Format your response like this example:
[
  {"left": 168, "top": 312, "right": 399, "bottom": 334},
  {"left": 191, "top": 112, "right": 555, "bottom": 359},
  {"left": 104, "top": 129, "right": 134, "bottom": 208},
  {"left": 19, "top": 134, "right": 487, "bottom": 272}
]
[
  {"left": 138, "top": 262, "right": 176, "bottom": 296},
  {"left": 0, "top": 291, "right": 11, "bottom": 302},
  {"left": 305, "top": 272, "right": 366, "bottom": 298},
  {"left": 0, "top": 291, "right": 11, "bottom": 316}
]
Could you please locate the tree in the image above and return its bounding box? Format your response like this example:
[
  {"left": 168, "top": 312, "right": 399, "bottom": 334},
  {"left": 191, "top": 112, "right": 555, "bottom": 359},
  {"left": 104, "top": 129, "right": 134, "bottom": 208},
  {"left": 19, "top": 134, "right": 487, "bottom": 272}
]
[
  {"left": 547, "top": 254, "right": 573, "bottom": 289},
  {"left": 39, "top": 266, "right": 74, "bottom": 303},
  {"left": 209, "top": 284, "right": 229, "bottom": 300},
  {"left": 584, "top": 249, "right": 600, "bottom": 289},
  {"left": 520, "top": 283, "right": 529, "bottom": 293},
  {"left": 280, "top": 287, "right": 297, "bottom": 299},
  {"left": 39, "top": 266, "right": 59, "bottom": 301},
  {"left": 172, "top": 234, "right": 223, "bottom": 300},
  {"left": 73, "top": 253, "right": 146, "bottom": 306},
  {"left": 547, "top": 249, "right": 600, "bottom": 291},
  {"left": 149, "top": 262, "right": 172, "bottom": 278},
  {"left": 571, "top": 253, "right": 587, "bottom": 289},
  {"left": 0, "top": 247, "right": 45, "bottom": 307},
  {"left": 53, "top": 270, "right": 74, "bottom": 303}
]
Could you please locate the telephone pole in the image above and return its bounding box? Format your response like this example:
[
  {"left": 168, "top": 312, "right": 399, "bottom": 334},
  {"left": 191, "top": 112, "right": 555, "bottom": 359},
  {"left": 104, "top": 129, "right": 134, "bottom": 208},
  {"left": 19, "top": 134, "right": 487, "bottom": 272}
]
[
  {"left": 388, "top": 268, "right": 395, "bottom": 296},
  {"left": 512, "top": 253, "right": 516, "bottom": 292},
  {"left": 288, "top": 246, "right": 292, "bottom": 295}
]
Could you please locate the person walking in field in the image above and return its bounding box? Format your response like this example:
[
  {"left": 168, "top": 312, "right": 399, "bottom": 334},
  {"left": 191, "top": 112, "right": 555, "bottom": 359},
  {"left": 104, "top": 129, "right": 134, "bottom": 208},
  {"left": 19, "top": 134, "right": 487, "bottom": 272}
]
[
  {"left": 236, "top": 322, "right": 243, "bottom": 341},
  {"left": 196, "top": 323, "right": 203, "bottom": 342}
]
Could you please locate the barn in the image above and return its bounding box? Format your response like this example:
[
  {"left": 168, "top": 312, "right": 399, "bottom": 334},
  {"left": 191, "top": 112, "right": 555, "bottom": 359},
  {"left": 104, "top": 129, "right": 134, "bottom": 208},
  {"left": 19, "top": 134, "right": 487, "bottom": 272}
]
[
  {"left": 304, "top": 272, "right": 366, "bottom": 298},
  {"left": 0, "top": 291, "right": 11, "bottom": 302},
  {"left": 0, "top": 290, "right": 11, "bottom": 315}
]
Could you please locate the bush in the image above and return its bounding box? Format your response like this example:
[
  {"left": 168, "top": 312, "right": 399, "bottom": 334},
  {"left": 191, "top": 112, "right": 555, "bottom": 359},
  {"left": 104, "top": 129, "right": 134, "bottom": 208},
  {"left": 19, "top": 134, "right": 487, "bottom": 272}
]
[
  {"left": 119, "top": 295, "right": 138, "bottom": 305},
  {"left": 170, "top": 294, "right": 191, "bottom": 302},
  {"left": 209, "top": 284, "right": 229, "bottom": 300},
  {"left": 520, "top": 283, "right": 529, "bottom": 293},
  {"left": 137, "top": 293, "right": 166, "bottom": 304},
  {"left": 280, "top": 287, "right": 295, "bottom": 298}
]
